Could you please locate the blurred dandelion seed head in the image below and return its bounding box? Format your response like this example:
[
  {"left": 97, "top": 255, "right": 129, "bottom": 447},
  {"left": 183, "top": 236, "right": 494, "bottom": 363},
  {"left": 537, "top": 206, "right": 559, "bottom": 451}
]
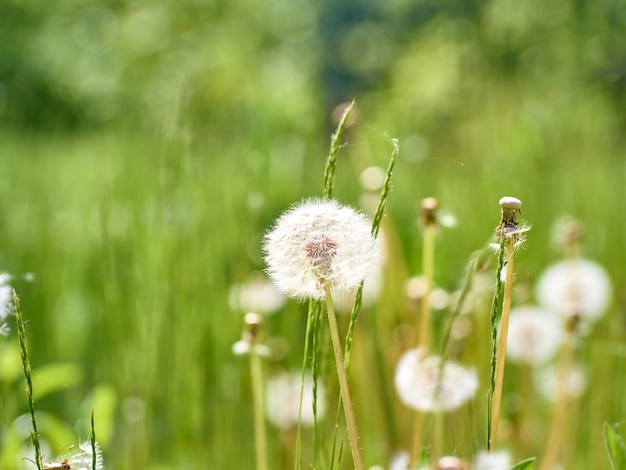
[
  {"left": 263, "top": 199, "right": 378, "bottom": 300},
  {"left": 394, "top": 348, "right": 478, "bottom": 412},
  {"left": 535, "top": 363, "right": 588, "bottom": 401},
  {"left": 474, "top": 450, "right": 511, "bottom": 470},
  {"left": 265, "top": 370, "right": 324, "bottom": 429},
  {"left": 228, "top": 272, "right": 286, "bottom": 314},
  {"left": 505, "top": 306, "right": 564, "bottom": 366},
  {"left": 0, "top": 274, "right": 13, "bottom": 335},
  {"left": 536, "top": 259, "right": 612, "bottom": 322},
  {"left": 43, "top": 442, "right": 104, "bottom": 470}
]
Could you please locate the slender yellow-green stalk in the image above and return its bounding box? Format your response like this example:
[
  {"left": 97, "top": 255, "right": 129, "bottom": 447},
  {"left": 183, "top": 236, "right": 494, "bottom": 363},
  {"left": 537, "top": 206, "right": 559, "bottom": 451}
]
[
  {"left": 489, "top": 235, "right": 515, "bottom": 446},
  {"left": 417, "top": 197, "right": 438, "bottom": 352},
  {"left": 245, "top": 313, "right": 268, "bottom": 470},
  {"left": 91, "top": 410, "right": 97, "bottom": 470},
  {"left": 409, "top": 410, "right": 427, "bottom": 468},
  {"left": 324, "top": 283, "right": 364, "bottom": 470},
  {"left": 487, "top": 196, "right": 527, "bottom": 450},
  {"left": 539, "top": 316, "right": 577, "bottom": 470},
  {"left": 410, "top": 197, "right": 438, "bottom": 469},
  {"left": 13, "top": 290, "right": 43, "bottom": 470}
]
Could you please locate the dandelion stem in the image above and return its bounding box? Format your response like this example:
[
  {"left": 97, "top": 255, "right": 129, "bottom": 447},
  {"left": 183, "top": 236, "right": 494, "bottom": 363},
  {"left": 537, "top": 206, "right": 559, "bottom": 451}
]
[
  {"left": 13, "top": 290, "right": 43, "bottom": 470},
  {"left": 324, "top": 283, "right": 364, "bottom": 470},
  {"left": 295, "top": 302, "right": 317, "bottom": 470},
  {"left": 250, "top": 347, "right": 268, "bottom": 470},
  {"left": 418, "top": 221, "right": 436, "bottom": 354},
  {"left": 409, "top": 198, "right": 438, "bottom": 469},
  {"left": 539, "top": 321, "right": 576, "bottom": 470},
  {"left": 409, "top": 410, "right": 427, "bottom": 468},
  {"left": 489, "top": 236, "right": 515, "bottom": 448}
]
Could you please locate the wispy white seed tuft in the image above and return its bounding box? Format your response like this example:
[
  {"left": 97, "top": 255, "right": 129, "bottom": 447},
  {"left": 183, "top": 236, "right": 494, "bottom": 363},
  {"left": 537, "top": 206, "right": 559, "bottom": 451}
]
[
  {"left": 536, "top": 259, "right": 612, "bottom": 322},
  {"left": 263, "top": 199, "right": 378, "bottom": 300},
  {"left": 505, "top": 306, "right": 564, "bottom": 366},
  {"left": 0, "top": 274, "right": 13, "bottom": 335},
  {"left": 394, "top": 348, "right": 478, "bottom": 412},
  {"left": 43, "top": 442, "right": 104, "bottom": 470}
]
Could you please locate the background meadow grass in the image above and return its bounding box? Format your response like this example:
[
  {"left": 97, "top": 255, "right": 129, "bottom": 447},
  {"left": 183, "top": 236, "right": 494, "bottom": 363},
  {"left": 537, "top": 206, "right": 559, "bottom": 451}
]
[{"left": 0, "top": 0, "right": 625, "bottom": 468}]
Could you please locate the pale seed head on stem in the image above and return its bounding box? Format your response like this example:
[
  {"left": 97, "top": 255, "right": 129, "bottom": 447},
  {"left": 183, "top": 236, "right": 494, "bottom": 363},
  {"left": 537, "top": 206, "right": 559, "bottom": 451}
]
[
  {"left": 232, "top": 313, "right": 270, "bottom": 357},
  {"left": 498, "top": 196, "right": 522, "bottom": 235},
  {"left": 420, "top": 197, "right": 439, "bottom": 228},
  {"left": 263, "top": 198, "right": 378, "bottom": 300}
]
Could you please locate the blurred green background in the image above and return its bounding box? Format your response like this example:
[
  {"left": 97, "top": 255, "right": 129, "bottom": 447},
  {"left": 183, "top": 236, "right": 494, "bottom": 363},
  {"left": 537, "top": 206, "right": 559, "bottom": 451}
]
[{"left": 0, "top": 0, "right": 625, "bottom": 468}]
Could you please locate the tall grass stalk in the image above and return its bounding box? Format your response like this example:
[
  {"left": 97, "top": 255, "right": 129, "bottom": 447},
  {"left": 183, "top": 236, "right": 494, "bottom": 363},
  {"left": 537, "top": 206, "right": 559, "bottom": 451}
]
[
  {"left": 323, "top": 283, "right": 364, "bottom": 470},
  {"left": 329, "top": 137, "right": 397, "bottom": 467},
  {"left": 91, "top": 410, "right": 97, "bottom": 470},
  {"left": 13, "top": 290, "right": 44, "bottom": 470},
  {"left": 344, "top": 137, "right": 398, "bottom": 365},
  {"left": 487, "top": 197, "right": 526, "bottom": 450},
  {"left": 489, "top": 234, "right": 515, "bottom": 447},
  {"left": 323, "top": 100, "right": 355, "bottom": 200}
]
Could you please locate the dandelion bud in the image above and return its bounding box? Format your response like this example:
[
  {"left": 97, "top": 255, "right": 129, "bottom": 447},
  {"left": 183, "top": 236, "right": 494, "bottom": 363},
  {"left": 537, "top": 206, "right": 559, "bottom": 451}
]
[
  {"left": 244, "top": 313, "right": 263, "bottom": 344},
  {"left": 232, "top": 313, "right": 270, "bottom": 357},
  {"left": 420, "top": 197, "right": 439, "bottom": 227},
  {"left": 499, "top": 196, "right": 522, "bottom": 226},
  {"left": 263, "top": 199, "right": 378, "bottom": 300}
]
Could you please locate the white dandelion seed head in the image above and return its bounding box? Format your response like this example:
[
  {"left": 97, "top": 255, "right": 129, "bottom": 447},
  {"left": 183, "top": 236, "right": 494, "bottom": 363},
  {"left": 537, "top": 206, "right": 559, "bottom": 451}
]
[
  {"left": 265, "top": 370, "right": 325, "bottom": 429},
  {"left": 394, "top": 348, "right": 478, "bottom": 412},
  {"left": 536, "top": 259, "right": 612, "bottom": 322},
  {"left": 43, "top": 442, "right": 104, "bottom": 470},
  {"left": 263, "top": 199, "right": 378, "bottom": 300},
  {"left": 0, "top": 274, "right": 13, "bottom": 336},
  {"left": 474, "top": 450, "right": 511, "bottom": 470},
  {"left": 333, "top": 235, "right": 385, "bottom": 313},
  {"left": 435, "top": 456, "right": 472, "bottom": 469},
  {"left": 535, "top": 363, "right": 588, "bottom": 402},
  {"left": 228, "top": 272, "right": 286, "bottom": 314},
  {"left": 389, "top": 451, "right": 410, "bottom": 470},
  {"left": 505, "top": 306, "right": 564, "bottom": 366}
]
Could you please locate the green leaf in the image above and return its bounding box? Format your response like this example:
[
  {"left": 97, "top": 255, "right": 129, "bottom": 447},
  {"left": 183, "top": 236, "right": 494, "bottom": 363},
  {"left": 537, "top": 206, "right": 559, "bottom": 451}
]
[
  {"left": 510, "top": 457, "right": 536, "bottom": 470},
  {"left": 604, "top": 422, "right": 626, "bottom": 470}
]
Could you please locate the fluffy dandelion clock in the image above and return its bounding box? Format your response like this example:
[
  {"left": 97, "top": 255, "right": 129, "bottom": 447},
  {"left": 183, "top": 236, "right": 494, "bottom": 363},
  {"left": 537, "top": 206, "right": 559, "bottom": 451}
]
[
  {"left": 394, "top": 348, "right": 478, "bottom": 412},
  {"left": 263, "top": 199, "right": 378, "bottom": 300},
  {"left": 505, "top": 306, "right": 564, "bottom": 366},
  {"left": 536, "top": 259, "right": 612, "bottom": 321}
]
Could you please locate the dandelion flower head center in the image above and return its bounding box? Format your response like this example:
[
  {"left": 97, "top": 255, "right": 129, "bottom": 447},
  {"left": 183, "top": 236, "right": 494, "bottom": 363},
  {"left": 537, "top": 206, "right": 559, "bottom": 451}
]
[{"left": 305, "top": 234, "right": 338, "bottom": 280}]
